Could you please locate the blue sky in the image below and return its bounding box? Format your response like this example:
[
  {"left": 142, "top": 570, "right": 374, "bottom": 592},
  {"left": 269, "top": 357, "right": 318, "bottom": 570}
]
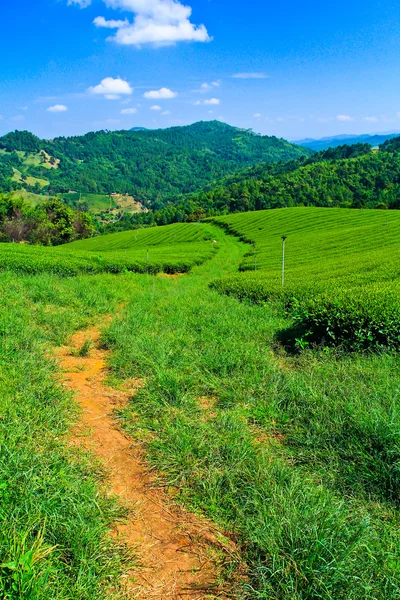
[{"left": 1, "top": 0, "right": 400, "bottom": 140}]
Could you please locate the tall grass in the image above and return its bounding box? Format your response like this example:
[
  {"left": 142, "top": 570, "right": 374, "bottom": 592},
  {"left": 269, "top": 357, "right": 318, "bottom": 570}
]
[{"left": 0, "top": 271, "right": 138, "bottom": 598}]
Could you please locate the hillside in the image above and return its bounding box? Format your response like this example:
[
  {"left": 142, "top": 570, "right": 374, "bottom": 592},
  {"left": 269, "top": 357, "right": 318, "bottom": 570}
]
[
  {"left": 0, "top": 122, "right": 311, "bottom": 207},
  {"left": 184, "top": 141, "right": 400, "bottom": 214},
  {"left": 210, "top": 207, "right": 400, "bottom": 347},
  {"left": 295, "top": 131, "right": 400, "bottom": 151}
]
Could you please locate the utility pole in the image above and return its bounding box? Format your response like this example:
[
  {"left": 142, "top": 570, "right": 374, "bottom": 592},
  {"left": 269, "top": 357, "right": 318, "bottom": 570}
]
[{"left": 281, "top": 235, "right": 287, "bottom": 286}]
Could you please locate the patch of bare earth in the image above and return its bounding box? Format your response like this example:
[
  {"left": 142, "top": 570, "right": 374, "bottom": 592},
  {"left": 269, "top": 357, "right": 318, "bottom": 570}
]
[{"left": 56, "top": 321, "right": 241, "bottom": 599}]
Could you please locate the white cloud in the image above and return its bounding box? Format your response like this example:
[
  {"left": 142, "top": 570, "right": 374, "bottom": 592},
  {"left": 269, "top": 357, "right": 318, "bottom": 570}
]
[
  {"left": 18, "top": 106, "right": 28, "bottom": 111},
  {"left": 201, "top": 81, "right": 220, "bottom": 90},
  {"left": 144, "top": 87, "right": 177, "bottom": 99},
  {"left": 88, "top": 77, "right": 133, "bottom": 100},
  {"left": 11, "top": 115, "right": 25, "bottom": 122},
  {"left": 121, "top": 107, "right": 138, "bottom": 114},
  {"left": 232, "top": 73, "right": 268, "bottom": 79},
  {"left": 68, "top": 0, "right": 92, "bottom": 6},
  {"left": 364, "top": 116, "right": 378, "bottom": 122},
  {"left": 93, "top": 0, "right": 211, "bottom": 47},
  {"left": 195, "top": 98, "right": 220, "bottom": 106},
  {"left": 94, "top": 17, "right": 129, "bottom": 28},
  {"left": 47, "top": 104, "right": 68, "bottom": 113},
  {"left": 336, "top": 114, "right": 354, "bottom": 122},
  {"left": 253, "top": 113, "right": 261, "bottom": 118},
  {"left": 151, "top": 105, "right": 162, "bottom": 111},
  {"left": 161, "top": 110, "right": 170, "bottom": 115}
]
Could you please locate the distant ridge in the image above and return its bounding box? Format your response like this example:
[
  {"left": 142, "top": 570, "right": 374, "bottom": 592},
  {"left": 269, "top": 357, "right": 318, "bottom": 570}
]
[
  {"left": 295, "top": 132, "right": 400, "bottom": 151},
  {"left": 130, "top": 127, "right": 148, "bottom": 131},
  {"left": 0, "top": 121, "right": 311, "bottom": 203}
]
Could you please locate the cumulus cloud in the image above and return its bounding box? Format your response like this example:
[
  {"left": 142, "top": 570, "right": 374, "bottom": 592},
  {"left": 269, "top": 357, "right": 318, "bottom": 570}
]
[
  {"left": 336, "top": 114, "right": 354, "bottom": 122},
  {"left": 11, "top": 115, "right": 25, "bottom": 122},
  {"left": 88, "top": 77, "right": 133, "bottom": 100},
  {"left": 68, "top": 0, "right": 92, "bottom": 7},
  {"left": 150, "top": 105, "right": 162, "bottom": 110},
  {"left": 144, "top": 87, "right": 176, "bottom": 99},
  {"left": 93, "top": 0, "right": 211, "bottom": 47},
  {"left": 232, "top": 73, "right": 268, "bottom": 79},
  {"left": 120, "top": 107, "right": 138, "bottom": 114},
  {"left": 364, "top": 116, "right": 378, "bottom": 122},
  {"left": 47, "top": 104, "right": 68, "bottom": 113},
  {"left": 161, "top": 110, "right": 170, "bottom": 115},
  {"left": 253, "top": 113, "right": 261, "bottom": 118}
]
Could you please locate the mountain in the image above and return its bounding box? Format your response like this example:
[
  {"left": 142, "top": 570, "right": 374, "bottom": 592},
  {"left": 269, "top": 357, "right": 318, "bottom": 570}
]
[
  {"left": 0, "top": 121, "right": 311, "bottom": 206},
  {"left": 295, "top": 132, "right": 400, "bottom": 151},
  {"left": 130, "top": 127, "right": 148, "bottom": 131}
]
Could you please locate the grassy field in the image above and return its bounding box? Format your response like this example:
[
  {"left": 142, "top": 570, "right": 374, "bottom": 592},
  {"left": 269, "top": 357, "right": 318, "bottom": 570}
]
[
  {"left": 1, "top": 213, "right": 400, "bottom": 598},
  {"left": 0, "top": 271, "right": 138, "bottom": 598},
  {"left": 104, "top": 231, "right": 400, "bottom": 598}
]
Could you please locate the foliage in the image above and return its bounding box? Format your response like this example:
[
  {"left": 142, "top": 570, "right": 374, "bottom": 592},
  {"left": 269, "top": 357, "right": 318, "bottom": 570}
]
[
  {"left": 0, "top": 122, "right": 310, "bottom": 203},
  {"left": 292, "top": 283, "right": 400, "bottom": 351},
  {"left": 0, "top": 194, "right": 95, "bottom": 245}
]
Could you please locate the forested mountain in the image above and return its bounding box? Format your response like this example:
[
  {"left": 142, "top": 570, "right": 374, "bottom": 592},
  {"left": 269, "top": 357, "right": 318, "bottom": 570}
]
[
  {"left": 182, "top": 142, "right": 400, "bottom": 213},
  {"left": 295, "top": 132, "right": 400, "bottom": 151},
  {"left": 0, "top": 121, "right": 311, "bottom": 203}
]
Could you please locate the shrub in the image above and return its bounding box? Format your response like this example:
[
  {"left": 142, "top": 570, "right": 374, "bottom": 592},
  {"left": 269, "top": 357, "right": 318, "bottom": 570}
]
[{"left": 292, "top": 283, "right": 400, "bottom": 350}]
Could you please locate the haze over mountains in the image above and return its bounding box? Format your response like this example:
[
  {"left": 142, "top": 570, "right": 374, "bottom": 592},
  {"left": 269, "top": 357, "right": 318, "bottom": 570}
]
[{"left": 295, "top": 132, "right": 400, "bottom": 151}]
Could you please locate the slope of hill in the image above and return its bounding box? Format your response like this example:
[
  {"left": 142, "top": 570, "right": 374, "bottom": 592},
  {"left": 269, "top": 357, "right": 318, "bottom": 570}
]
[
  {"left": 184, "top": 141, "right": 400, "bottom": 215},
  {"left": 210, "top": 207, "right": 400, "bottom": 348},
  {"left": 0, "top": 122, "right": 311, "bottom": 205},
  {"left": 0, "top": 222, "right": 220, "bottom": 276},
  {"left": 295, "top": 131, "right": 400, "bottom": 151}
]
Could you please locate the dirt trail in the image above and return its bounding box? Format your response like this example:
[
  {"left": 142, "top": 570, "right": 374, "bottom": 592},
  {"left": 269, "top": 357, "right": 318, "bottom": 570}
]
[{"left": 56, "top": 321, "right": 237, "bottom": 599}]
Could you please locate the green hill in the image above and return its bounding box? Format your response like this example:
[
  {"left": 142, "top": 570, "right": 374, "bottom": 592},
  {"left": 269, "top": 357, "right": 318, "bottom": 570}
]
[
  {"left": 0, "top": 122, "right": 311, "bottom": 205},
  {"left": 0, "top": 222, "right": 220, "bottom": 276},
  {"left": 210, "top": 207, "right": 400, "bottom": 349},
  {"left": 186, "top": 142, "right": 400, "bottom": 214}
]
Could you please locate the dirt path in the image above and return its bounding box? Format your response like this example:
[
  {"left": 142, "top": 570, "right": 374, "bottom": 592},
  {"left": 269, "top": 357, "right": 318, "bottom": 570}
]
[{"left": 56, "top": 321, "right": 238, "bottom": 599}]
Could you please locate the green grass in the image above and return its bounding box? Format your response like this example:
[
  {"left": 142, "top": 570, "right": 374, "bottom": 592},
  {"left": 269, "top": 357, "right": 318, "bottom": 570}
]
[
  {"left": 101, "top": 232, "right": 400, "bottom": 599},
  {"left": 2, "top": 218, "right": 400, "bottom": 598},
  {"left": 0, "top": 271, "right": 141, "bottom": 598},
  {"left": 60, "top": 193, "right": 118, "bottom": 214},
  {"left": 68, "top": 222, "right": 219, "bottom": 251}
]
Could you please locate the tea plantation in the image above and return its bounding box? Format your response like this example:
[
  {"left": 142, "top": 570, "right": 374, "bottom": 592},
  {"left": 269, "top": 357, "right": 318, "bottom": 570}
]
[
  {"left": 209, "top": 208, "right": 400, "bottom": 349},
  {"left": 0, "top": 223, "right": 220, "bottom": 276}
]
